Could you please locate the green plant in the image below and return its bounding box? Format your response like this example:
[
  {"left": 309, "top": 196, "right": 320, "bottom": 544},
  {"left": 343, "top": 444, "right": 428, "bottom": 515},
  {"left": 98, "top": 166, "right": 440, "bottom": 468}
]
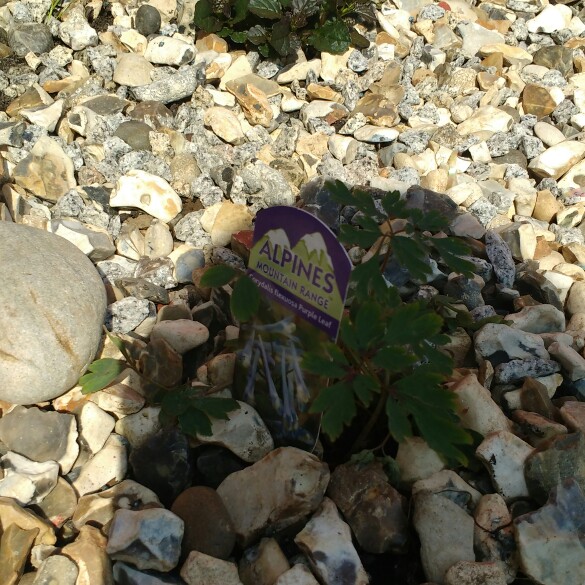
[
  {"left": 194, "top": 0, "right": 376, "bottom": 57},
  {"left": 79, "top": 332, "right": 240, "bottom": 437},
  {"left": 202, "top": 181, "right": 490, "bottom": 465}
]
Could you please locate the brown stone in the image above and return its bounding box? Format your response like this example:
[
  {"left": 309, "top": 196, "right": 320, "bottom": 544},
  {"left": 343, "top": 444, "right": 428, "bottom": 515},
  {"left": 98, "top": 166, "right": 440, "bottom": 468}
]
[
  {"left": 195, "top": 32, "right": 228, "bottom": 53},
  {"left": 522, "top": 85, "right": 556, "bottom": 118},
  {"left": 0, "top": 524, "right": 38, "bottom": 585},
  {"left": 306, "top": 83, "right": 343, "bottom": 103},
  {"left": 171, "top": 487, "right": 236, "bottom": 560},
  {"left": 327, "top": 460, "right": 409, "bottom": 554},
  {"left": 61, "top": 525, "right": 114, "bottom": 585},
  {"left": 0, "top": 496, "right": 56, "bottom": 546},
  {"left": 512, "top": 410, "right": 568, "bottom": 448},
  {"left": 351, "top": 93, "right": 400, "bottom": 128},
  {"left": 532, "top": 189, "right": 564, "bottom": 222},
  {"left": 226, "top": 80, "right": 273, "bottom": 128}
]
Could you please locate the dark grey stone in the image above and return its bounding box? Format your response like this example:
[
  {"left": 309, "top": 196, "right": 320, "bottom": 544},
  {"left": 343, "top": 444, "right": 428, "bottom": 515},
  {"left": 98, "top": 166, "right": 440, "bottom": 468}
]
[
  {"left": 135, "top": 4, "right": 161, "bottom": 36},
  {"left": 8, "top": 23, "right": 53, "bottom": 56},
  {"left": 485, "top": 230, "right": 516, "bottom": 288},
  {"left": 494, "top": 358, "right": 561, "bottom": 384}
]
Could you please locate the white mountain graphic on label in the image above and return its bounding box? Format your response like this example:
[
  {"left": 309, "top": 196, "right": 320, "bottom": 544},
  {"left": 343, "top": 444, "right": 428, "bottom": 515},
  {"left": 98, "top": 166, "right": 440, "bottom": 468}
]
[{"left": 297, "top": 232, "right": 333, "bottom": 268}]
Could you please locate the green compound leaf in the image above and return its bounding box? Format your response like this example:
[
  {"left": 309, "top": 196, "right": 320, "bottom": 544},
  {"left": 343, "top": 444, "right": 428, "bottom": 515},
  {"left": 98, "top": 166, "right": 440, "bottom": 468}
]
[
  {"left": 351, "top": 256, "right": 388, "bottom": 302},
  {"left": 302, "top": 346, "right": 348, "bottom": 378},
  {"left": 412, "top": 209, "right": 449, "bottom": 232},
  {"left": 386, "top": 395, "right": 412, "bottom": 442},
  {"left": 394, "top": 366, "right": 472, "bottom": 465},
  {"left": 161, "top": 389, "right": 191, "bottom": 417},
  {"left": 310, "top": 380, "right": 356, "bottom": 441},
  {"left": 230, "top": 274, "right": 261, "bottom": 322},
  {"left": 380, "top": 190, "right": 407, "bottom": 217},
  {"left": 339, "top": 315, "right": 359, "bottom": 352},
  {"left": 308, "top": 18, "right": 351, "bottom": 53},
  {"left": 79, "top": 358, "right": 126, "bottom": 394},
  {"left": 355, "top": 300, "right": 383, "bottom": 348},
  {"left": 392, "top": 234, "right": 432, "bottom": 282},
  {"left": 200, "top": 264, "right": 238, "bottom": 287},
  {"left": 372, "top": 345, "right": 418, "bottom": 372},
  {"left": 384, "top": 303, "right": 441, "bottom": 346},
  {"left": 327, "top": 179, "right": 355, "bottom": 206},
  {"left": 195, "top": 397, "right": 240, "bottom": 421},
  {"left": 179, "top": 407, "right": 213, "bottom": 437},
  {"left": 339, "top": 224, "right": 381, "bottom": 249},
  {"left": 249, "top": 0, "right": 283, "bottom": 19},
  {"left": 430, "top": 236, "right": 475, "bottom": 278},
  {"left": 353, "top": 374, "right": 379, "bottom": 407}
]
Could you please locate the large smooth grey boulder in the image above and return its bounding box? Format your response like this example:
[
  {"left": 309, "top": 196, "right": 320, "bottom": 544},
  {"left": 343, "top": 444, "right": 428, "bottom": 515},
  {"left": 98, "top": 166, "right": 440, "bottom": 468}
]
[{"left": 0, "top": 222, "right": 106, "bottom": 404}]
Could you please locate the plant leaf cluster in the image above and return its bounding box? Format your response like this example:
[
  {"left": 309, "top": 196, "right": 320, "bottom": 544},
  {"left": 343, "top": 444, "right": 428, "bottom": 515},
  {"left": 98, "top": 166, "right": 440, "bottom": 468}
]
[
  {"left": 203, "top": 181, "right": 479, "bottom": 464},
  {"left": 194, "top": 0, "right": 376, "bottom": 57},
  {"left": 79, "top": 332, "right": 240, "bottom": 438}
]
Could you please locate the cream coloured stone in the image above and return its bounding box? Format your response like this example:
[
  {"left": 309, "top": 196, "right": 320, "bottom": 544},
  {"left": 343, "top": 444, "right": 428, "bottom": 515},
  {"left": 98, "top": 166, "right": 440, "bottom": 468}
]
[
  {"left": 113, "top": 53, "right": 154, "bottom": 87},
  {"left": 529, "top": 141, "right": 585, "bottom": 180},
  {"left": 277, "top": 59, "right": 321, "bottom": 84},
  {"left": 110, "top": 170, "right": 182, "bottom": 222},
  {"left": 457, "top": 105, "right": 513, "bottom": 136},
  {"left": 144, "top": 35, "right": 194, "bottom": 66},
  {"left": 476, "top": 431, "right": 533, "bottom": 500},
  {"left": 203, "top": 107, "right": 245, "bottom": 145}
]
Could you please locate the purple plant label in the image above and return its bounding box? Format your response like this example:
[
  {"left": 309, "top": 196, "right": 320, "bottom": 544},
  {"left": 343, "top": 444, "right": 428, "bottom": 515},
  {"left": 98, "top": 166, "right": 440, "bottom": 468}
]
[{"left": 248, "top": 206, "right": 352, "bottom": 340}]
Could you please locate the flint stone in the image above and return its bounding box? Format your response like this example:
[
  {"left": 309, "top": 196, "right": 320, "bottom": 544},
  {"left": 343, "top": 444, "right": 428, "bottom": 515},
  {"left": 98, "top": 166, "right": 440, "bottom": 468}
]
[
  {"left": 239, "top": 537, "right": 290, "bottom": 585},
  {"left": 0, "top": 452, "right": 59, "bottom": 506},
  {"left": 474, "top": 323, "right": 549, "bottom": 365},
  {"left": 217, "top": 447, "right": 330, "bottom": 547},
  {"left": 0, "top": 222, "right": 105, "bottom": 404},
  {"left": 0, "top": 406, "right": 78, "bottom": 474},
  {"left": 414, "top": 492, "right": 475, "bottom": 584},
  {"left": 58, "top": 5, "right": 98, "bottom": 50},
  {"left": 113, "top": 562, "right": 184, "bottom": 585},
  {"left": 515, "top": 479, "right": 585, "bottom": 585},
  {"left": 0, "top": 496, "right": 56, "bottom": 546},
  {"left": 131, "top": 64, "right": 204, "bottom": 104},
  {"left": 327, "top": 460, "right": 408, "bottom": 554},
  {"left": 106, "top": 508, "right": 184, "bottom": 572},
  {"left": 13, "top": 136, "right": 76, "bottom": 203},
  {"left": 295, "top": 497, "right": 369, "bottom": 585},
  {"left": 33, "top": 477, "right": 78, "bottom": 529},
  {"left": 476, "top": 431, "right": 533, "bottom": 500},
  {"left": 494, "top": 358, "right": 561, "bottom": 384},
  {"left": 0, "top": 523, "right": 39, "bottom": 585},
  {"left": 8, "top": 23, "right": 53, "bottom": 56},
  {"left": 73, "top": 479, "right": 160, "bottom": 531},
  {"left": 180, "top": 551, "right": 243, "bottom": 585},
  {"left": 504, "top": 304, "right": 565, "bottom": 334},
  {"left": 61, "top": 525, "right": 113, "bottom": 585},
  {"left": 449, "top": 373, "right": 511, "bottom": 436},
  {"left": 71, "top": 434, "right": 128, "bottom": 496},
  {"left": 274, "top": 565, "right": 319, "bottom": 585},
  {"left": 524, "top": 432, "right": 585, "bottom": 504},
  {"left": 33, "top": 555, "right": 78, "bottom": 585}
]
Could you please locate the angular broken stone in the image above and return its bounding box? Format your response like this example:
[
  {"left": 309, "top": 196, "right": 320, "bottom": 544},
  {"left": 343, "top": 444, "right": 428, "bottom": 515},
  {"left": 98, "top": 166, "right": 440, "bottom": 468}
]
[
  {"left": 515, "top": 479, "right": 585, "bottom": 585},
  {"left": 73, "top": 479, "right": 160, "bottom": 531},
  {"left": 50, "top": 218, "right": 116, "bottom": 262},
  {"left": 0, "top": 523, "right": 40, "bottom": 585},
  {"left": 476, "top": 431, "right": 533, "bottom": 501},
  {"left": 295, "top": 498, "right": 369, "bottom": 585},
  {"left": 180, "top": 551, "right": 242, "bottom": 585},
  {"left": 61, "top": 525, "right": 113, "bottom": 585},
  {"left": 413, "top": 492, "right": 475, "bottom": 584},
  {"left": 0, "top": 452, "right": 59, "bottom": 506},
  {"left": 106, "top": 508, "right": 184, "bottom": 572},
  {"left": 524, "top": 432, "right": 585, "bottom": 505},
  {"left": 217, "top": 447, "right": 329, "bottom": 547},
  {"left": 0, "top": 406, "right": 79, "bottom": 475},
  {"left": 110, "top": 170, "right": 182, "bottom": 223},
  {"left": 12, "top": 136, "right": 76, "bottom": 203},
  {"left": 327, "top": 460, "right": 409, "bottom": 554}
]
